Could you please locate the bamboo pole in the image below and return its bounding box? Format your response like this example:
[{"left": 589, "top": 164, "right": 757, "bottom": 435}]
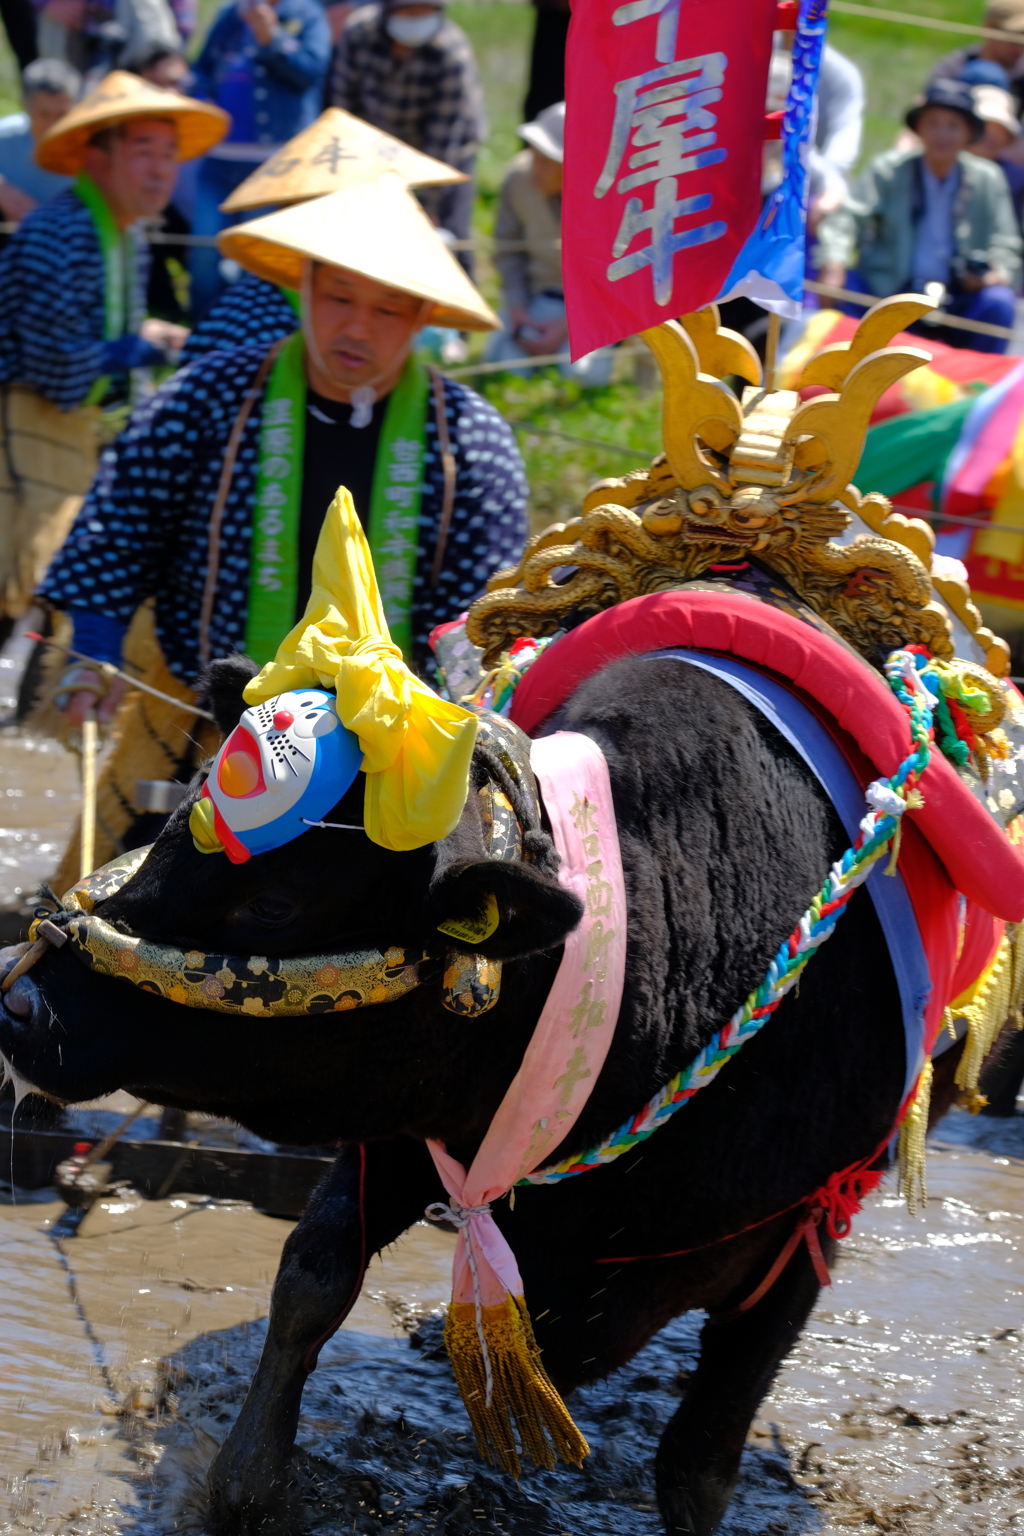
[{"left": 80, "top": 709, "right": 97, "bottom": 881}]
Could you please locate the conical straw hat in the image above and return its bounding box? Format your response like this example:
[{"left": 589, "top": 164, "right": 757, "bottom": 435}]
[
  {"left": 218, "top": 175, "right": 497, "bottom": 331},
  {"left": 36, "top": 70, "right": 228, "bottom": 175},
  {"left": 219, "top": 108, "right": 467, "bottom": 214}
]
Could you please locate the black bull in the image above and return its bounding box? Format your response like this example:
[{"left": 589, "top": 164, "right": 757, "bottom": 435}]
[{"left": 0, "top": 653, "right": 967, "bottom": 1535}]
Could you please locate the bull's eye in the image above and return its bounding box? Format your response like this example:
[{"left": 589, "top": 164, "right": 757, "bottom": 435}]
[{"left": 247, "top": 894, "right": 298, "bottom": 927}]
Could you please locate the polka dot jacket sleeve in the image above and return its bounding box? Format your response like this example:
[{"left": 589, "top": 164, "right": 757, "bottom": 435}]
[
  {"left": 410, "top": 377, "right": 528, "bottom": 672},
  {"left": 180, "top": 274, "right": 298, "bottom": 365},
  {"left": 0, "top": 191, "right": 111, "bottom": 409},
  {"left": 38, "top": 349, "right": 271, "bottom": 684}
]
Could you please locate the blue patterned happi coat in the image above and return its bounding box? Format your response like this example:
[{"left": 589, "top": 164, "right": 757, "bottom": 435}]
[
  {"left": 38, "top": 345, "right": 529, "bottom": 681},
  {"left": 0, "top": 187, "right": 148, "bottom": 409}
]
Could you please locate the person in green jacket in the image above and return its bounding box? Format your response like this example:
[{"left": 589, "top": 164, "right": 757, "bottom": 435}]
[{"left": 817, "top": 78, "right": 1022, "bottom": 354}]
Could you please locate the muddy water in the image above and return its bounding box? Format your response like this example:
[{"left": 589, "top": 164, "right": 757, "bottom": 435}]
[
  {"left": 0, "top": 637, "right": 80, "bottom": 911},
  {"left": 0, "top": 1112, "right": 1020, "bottom": 1535},
  {"left": 0, "top": 674, "right": 1021, "bottom": 1533}
]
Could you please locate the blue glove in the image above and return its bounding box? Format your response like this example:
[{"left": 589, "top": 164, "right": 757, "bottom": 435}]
[{"left": 101, "top": 334, "right": 167, "bottom": 371}]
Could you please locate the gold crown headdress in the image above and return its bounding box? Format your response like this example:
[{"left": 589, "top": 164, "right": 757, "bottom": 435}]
[{"left": 467, "top": 296, "right": 1009, "bottom": 681}]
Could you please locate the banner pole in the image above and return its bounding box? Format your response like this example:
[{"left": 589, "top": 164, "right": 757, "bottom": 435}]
[{"left": 764, "top": 312, "right": 781, "bottom": 394}]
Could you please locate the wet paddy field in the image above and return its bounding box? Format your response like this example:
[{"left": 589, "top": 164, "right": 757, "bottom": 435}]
[
  {"left": 0, "top": 700, "right": 1022, "bottom": 1535},
  {"left": 0, "top": 1111, "right": 1020, "bottom": 1535}
]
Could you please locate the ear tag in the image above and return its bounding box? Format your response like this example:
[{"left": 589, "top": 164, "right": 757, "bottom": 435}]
[{"left": 437, "top": 890, "right": 499, "bottom": 946}]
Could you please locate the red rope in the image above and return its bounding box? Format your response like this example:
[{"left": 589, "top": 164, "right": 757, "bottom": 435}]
[{"left": 597, "top": 1141, "right": 889, "bottom": 1267}]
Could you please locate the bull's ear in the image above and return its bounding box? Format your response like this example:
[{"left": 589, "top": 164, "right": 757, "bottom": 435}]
[
  {"left": 197, "top": 654, "right": 261, "bottom": 740},
  {"left": 430, "top": 857, "right": 583, "bottom": 960}
]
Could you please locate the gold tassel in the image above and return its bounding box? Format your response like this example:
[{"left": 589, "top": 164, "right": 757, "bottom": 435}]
[
  {"left": 444, "top": 1294, "right": 589, "bottom": 1477},
  {"left": 952, "top": 928, "right": 1024, "bottom": 1096},
  {"left": 897, "top": 1058, "right": 932, "bottom": 1215}
]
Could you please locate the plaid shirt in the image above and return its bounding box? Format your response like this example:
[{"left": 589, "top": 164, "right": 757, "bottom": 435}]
[{"left": 330, "top": 3, "right": 483, "bottom": 216}]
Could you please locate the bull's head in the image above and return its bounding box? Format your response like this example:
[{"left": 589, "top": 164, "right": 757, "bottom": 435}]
[{"left": 0, "top": 658, "right": 583, "bottom": 1148}]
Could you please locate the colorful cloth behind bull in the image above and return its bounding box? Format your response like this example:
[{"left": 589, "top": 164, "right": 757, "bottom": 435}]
[{"left": 853, "top": 360, "right": 1024, "bottom": 624}]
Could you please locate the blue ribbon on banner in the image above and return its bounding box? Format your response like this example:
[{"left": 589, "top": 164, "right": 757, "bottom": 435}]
[{"left": 716, "top": 0, "right": 829, "bottom": 316}]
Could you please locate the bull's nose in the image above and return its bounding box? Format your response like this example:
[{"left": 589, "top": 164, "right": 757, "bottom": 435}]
[
  {"left": 0, "top": 943, "right": 35, "bottom": 1021},
  {"left": 3, "top": 978, "right": 32, "bottom": 1017}
]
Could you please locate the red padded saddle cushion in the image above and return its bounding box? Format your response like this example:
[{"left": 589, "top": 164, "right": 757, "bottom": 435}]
[{"left": 509, "top": 590, "right": 1024, "bottom": 922}]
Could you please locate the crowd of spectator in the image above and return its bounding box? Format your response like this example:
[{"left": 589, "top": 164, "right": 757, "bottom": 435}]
[{"left": 4, "top": 0, "right": 1024, "bottom": 358}]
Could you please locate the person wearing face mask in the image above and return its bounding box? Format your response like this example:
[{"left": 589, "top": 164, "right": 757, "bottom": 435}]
[
  {"left": 37, "top": 175, "right": 527, "bottom": 884},
  {"left": 329, "top": 0, "right": 483, "bottom": 272}
]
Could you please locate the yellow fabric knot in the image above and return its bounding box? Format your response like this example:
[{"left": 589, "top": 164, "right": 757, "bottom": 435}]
[{"left": 243, "top": 486, "right": 477, "bottom": 852}]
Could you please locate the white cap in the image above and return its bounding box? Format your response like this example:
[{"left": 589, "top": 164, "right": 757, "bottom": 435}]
[
  {"left": 519, "top": 101, "right": 565, "bottom": 164},
  {"left": 973, "top": 83, "right": 1022, "bottom": 136}
]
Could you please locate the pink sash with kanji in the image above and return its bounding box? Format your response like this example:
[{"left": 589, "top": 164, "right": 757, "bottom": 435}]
[{"left": 427, "top": 729, "right": 627, "bottom": 1309}]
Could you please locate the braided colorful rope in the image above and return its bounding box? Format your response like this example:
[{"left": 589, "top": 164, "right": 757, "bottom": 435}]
[{"left": 520, "top": 648, "right": 937, "bottom": 1187}]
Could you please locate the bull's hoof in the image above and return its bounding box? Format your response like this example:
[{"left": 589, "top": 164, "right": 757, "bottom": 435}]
[
  {"left": 656, "top": 1468, "right": 735, "bottom": 1536},
  {"left": 206, "top": 1445, "right": 303, "bottom": 1535}
]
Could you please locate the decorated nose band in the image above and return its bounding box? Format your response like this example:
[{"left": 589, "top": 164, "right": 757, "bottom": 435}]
[{"left": 190, "top": 688, "right": 364, "bottom": 863}]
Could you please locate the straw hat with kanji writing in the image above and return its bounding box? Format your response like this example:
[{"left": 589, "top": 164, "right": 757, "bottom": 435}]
[
  {"left": 217, "top": 175, "right": 498, "bottom": 331},
  {"left": 219, "top": 107, "right": 466, "bottom": 214},
  {"left": 35, "top": 70, "right": 228, "bottom": 175}
]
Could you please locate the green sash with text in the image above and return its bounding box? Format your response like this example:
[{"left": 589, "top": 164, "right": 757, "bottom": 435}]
[{"left": 244, "top": 334, "right": 429, "bottom": 665}]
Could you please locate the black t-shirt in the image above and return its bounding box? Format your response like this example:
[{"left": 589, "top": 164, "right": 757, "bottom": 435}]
[{"left": 297, "top": 387, "right": 388, "bottom": 619}]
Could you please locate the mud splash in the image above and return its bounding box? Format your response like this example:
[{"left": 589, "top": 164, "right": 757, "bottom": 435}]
[{"left": 0, "top": 1109, "right": 1020, "bottom": 1535}]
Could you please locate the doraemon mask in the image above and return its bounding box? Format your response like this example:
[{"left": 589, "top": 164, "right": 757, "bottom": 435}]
[{"left": 193, "top": 689, "right": 363, "bottom": 863}]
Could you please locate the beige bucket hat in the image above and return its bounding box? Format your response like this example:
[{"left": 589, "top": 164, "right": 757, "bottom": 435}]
[
  {"left": 219, "top": 107, "right": 467, "bottom": 214},
  {"left": 217, "top": 175, "right": 498, "bottom": 331},
  {"left": 35, "top": 70, "right": 228, "bottom": 175},
  {"left": 973, "top": 83, "right": 1023, "bottom": 135}
]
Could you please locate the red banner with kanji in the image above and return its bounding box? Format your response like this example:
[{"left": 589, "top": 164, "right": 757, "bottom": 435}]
[{"left": 563, "top": 0, "right": 779, "bottom": 358}]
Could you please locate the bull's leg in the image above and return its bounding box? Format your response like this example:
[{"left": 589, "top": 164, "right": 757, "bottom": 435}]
[
  {"left": 654, "top": 1227, "right": 832, "bottom": 1536},
  {"left": 206, "top": 1136, "right": 442, "bottom": 1536}
]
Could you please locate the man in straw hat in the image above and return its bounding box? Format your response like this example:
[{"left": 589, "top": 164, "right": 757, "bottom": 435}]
[
  {"left": 38, "top": 173, "right": 526, "bottom": 886},
  {"left": 0, "top": 69, "right": 227, "bottom": 650},
  {"left": 0, "top": 70, "right": 228, "bottom": 411},
  {"left": 181, "top": 105, "right": 467, "bottom": 363}
]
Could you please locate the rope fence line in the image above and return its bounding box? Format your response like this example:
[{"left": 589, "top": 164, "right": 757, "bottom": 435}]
[
  {"left": 803, "top": 279, "right": 1017, "bottom": 340},
  {"left": 829, "top": 0, "right": 1024, "bottom": 44},
  {"left": 507, "top": 419, "right": 651, "bottom": 458}
]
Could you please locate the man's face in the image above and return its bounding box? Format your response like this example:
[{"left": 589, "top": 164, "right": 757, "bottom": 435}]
[
  {"left": 26, "top": 90, "right": 73, "bottom": 143},
  {"left": 86, "top": 119, "right": 179, "bottom": 218},
  {"left": 983, "top": 38, "right": 1024, "bottom": 69},
  {"left": 978, "top": 119, "right": 1014, "bottom": 158},
  {"left": 530, "top": 147, "right": 563, "bottom": 196},
  {"left": 916, "top": 106, "right": 974, "bottom": 161},
  {"left": 308, "top": 264, "right": 425, "bottom": 388}
]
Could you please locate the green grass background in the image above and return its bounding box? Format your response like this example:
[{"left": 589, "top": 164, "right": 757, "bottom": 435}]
[{"left": 0, "top": 0, "right": 992, "bottom": 525}]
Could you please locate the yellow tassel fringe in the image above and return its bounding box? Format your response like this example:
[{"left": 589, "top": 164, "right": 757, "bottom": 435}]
[
  {"left": 444, "top": 1294, "right": 589, "bottom": 1477},
  {"left": 952, "top": 927, "right": 1024, "bottom": 1097},
  {"left": 899, "top": 928, "right": 1024, "bottom": 1214},
  {"left": 897, "top": 1058, "right": 932, "bottom": 1214}
]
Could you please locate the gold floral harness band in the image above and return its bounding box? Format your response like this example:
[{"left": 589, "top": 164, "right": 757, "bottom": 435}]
[{"left": 34, "top": 714, "right": 540, "bottom": 1022}]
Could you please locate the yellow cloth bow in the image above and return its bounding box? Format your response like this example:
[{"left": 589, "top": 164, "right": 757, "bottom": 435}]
[{"left": 243, "top": 486, "right": 477, "bottom": 851}]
